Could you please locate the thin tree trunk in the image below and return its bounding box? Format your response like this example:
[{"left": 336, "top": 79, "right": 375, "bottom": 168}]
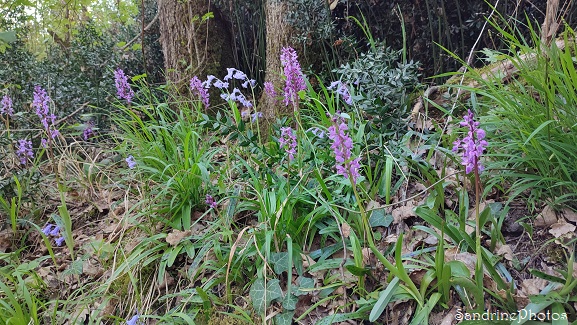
[{"left": 259, "top": 0, "right": 297, "bottom": 123}]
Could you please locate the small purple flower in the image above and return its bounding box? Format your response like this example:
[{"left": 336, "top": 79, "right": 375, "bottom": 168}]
[
  {"left": 279, "top": 127, "right": 297, "bottom": 161},
  {"left": 327, "top": 114, "right": 361, "bottom": 184},
  {"left": 1, "top": 94, "right": 13, "bottom": 116},
  {"left": 307, "top": 127, "right": 325, "bottom": 138},
  {"left": 241, "top": 111, "right": 250, "bottom": 119},
  {"left": 328, "top": 81, "right": 353, "bottom": 105},
  {"left": 251, "top": 112, "right": 263, "bottom": 122},
  {"left": 55, "top": 237, "right": 65, "bottom": 247},
  {"left": 264, "top": 82, "right": 278, "bottom": 103},
  {"left": 280, "top": 47, "right": 306, "bottom": 107},
  {"left": 83, "top": 120, "right": 94, "bottom": 140},
  {"left": 203, "top": 75, "right": 217, "bottom": 88},
  {"left": 224, "top": 68, "right": 249, "bottom": 82},
  {"left": 242, "top": 79, "right": 256, "bottom": 88},
  {"left": 41, "top": 223, "right": 65, "bottom": 246},
  {"left": 126, "top": 155, "right": 137, "bottom": 169},
  {"left": 222, "top": 88, "right": 252, "bottom": 108},
  {"left": 190, "top": 76, "right": 210, "bottom": 108},
  {"left": 49, "top": 225, "right": 61, "bottom": 237},
  {"left": 16, "top": 139, "right": 33, "bottom": 165},
  {"left": 33, "top": 86, "right": 56, "bottom": 131},
  {"left": 205, "top": 194, "right": 217, "bottom": 209},
  {"left": 213, "top": 79, "right": 229, "bottom": 89},
  {"left": 126, "top": 313, "right": 142, "bottom": 325},
  {"left": 452, "top": 110, "right": 488, "bottom": 174},
  {"left": 41, "top": 224, "right": 54, "bottom": 236},
  {"left": 114, "top": 69, "right": 135, "bottom": 103}
]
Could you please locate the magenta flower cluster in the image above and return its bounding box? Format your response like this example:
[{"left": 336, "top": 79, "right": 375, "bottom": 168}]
[
  {"left": 83, "top": 120, "right": 95, "bottom": 141},
  {"left": 279, "top": 127, "right": 297, "bottom": 161},
  {"left": 114, "top": 68, "right": 135, "bottom": 103},
  {"left": 280, "top": 47, "right": 306, "bottom": 107},
  {"left": 452, "top": 109, "right": 487, "bottom": 174},
  {"left": 205, "top": 194, "right": 217, "bottom": 209},
  {"left": 16, "top": 139, "right": 33, "bottom": 165},
  {"left": 264, "top": 81, "right": 278, "bottom": 103},
  {"left": 328, "top": 81, "right": 352, "bottom": 105},
  {"left": 1, "top": 94, "right": 13, "bottom": 116},
  {"left": 32, "top": 86, "right": 59, "bottom": 148},
  {"left": 328, "top": 114, "right": 361, "bottom": 184},
  {"left": 41, "top": 223, "right": 65, "bottom": 246},
  {"left": 190, "top": 76, "right": 210, "bottom": 108}
]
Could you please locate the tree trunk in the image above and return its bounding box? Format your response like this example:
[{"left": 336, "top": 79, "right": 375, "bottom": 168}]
[
  {"left": 541, "top": 0, "right": 560, "bottom": 47},
  {"left": 259, "top": 0, "right": 298, "bottom": 122},
  {"left": 158, "top": 0, "right": 233, "bottom": 91}
]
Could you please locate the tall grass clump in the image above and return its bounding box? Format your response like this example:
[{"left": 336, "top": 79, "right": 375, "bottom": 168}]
[
  {"left": 453, "top": 21, "right": 577, "bottom": 211},
  {"left": 113, "top": 75, "right": 219, "bottom": 230}
]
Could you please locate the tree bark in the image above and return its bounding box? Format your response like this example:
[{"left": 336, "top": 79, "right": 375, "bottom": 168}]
[
  {"left": 259, "top": 0, "right": 298, "bottom": 122},
  {"left": 158, "top": 0, "right": 233, "bottom": 91}
]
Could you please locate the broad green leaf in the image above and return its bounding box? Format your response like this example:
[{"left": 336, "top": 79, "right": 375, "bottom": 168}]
[
  {"left": 292, "top": 277, "right": 314, "bottom": 296},
  {"left": 274, "top": 310, "right": 295, "bottom": 325},
  {"left": 369, "top": 209, "right": 393, "bottom": 227},
  {"left": 249, "top": 279, "right": 282, "bottom": 314},
  {"left": 270, "top": 252, "right": 290, "bottom": 274},
  {"left": 282, "top": 293, "right": 297, "bottom": 310}
]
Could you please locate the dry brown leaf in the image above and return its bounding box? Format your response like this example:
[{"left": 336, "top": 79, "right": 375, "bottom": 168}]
[
  {"left": 562, "top": 208, "right": 577, "bottom": 223},
  {"left": 535, "top": 205, "right": 558, "bottom": 227},
  {"left": 362, "top": 247, "right": 371, "bottom": 265},
  {"left": 392, "top": 205, "right": 415, "bottom": 223},
  {"left": 496, "top": 244, "right": 514, "bottom": 261},
  {"left": 423, "top": 234, "right": 438, "bottom": 245},
  {"left": 83, "top": 259, "right": 104, "bottom": 278},
  {"left": 301, "top": 253, "right": 315, "bottom": 268},
  {"left": 549, "top": 222, "right": 576, "bottom": 238},
  {"left": 0, "top": 229, "right": 12, "bottom": 253},
  {"left": 439, "top": 306, "right": 460, "bottom": 325},
  {"left": 341, "top": 222, "right": 351, "bottom": 238},
  {"left": 445, "top": 247, "right": 476, "bottom": 274},
  {"left": 520, "top": 278, "right": 548, "bottom": 296},
  {"left": 166, "top": 229, "right": 192, "bottom": 246}
]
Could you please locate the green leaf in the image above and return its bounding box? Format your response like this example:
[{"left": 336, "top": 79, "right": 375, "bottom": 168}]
[
  {"left": 274, "top": 310, "right": 295, "bottom": 325},
  {"left": 369, "top": 277, "right": 400, "bottom": 321},
  {"left": 0, "top": 31, "right": 17, "bottom": 43},
  {"left": 293, "top": 276, "right": 314, "bottom": 296},
  {"left": 249, "top": 279, "right": 282, "bottom": 314},
  {"left": 282, "top": 293, "right": 297, "bottom": 310},
  {"left": 315, "top": 307, "right": 370, "bottom": 325},
  {"left": 369, "top": 209, "right": 393, "bottom": 227},
  {"left": 308, "top": 258, "right": 347, "bottom": 273},
  {"left": 270, "top": 252, "right": 290, "bottom": 274}
]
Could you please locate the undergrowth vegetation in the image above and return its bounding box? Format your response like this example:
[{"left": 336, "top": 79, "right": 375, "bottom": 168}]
[{"left": 2, "top": 10, "right": 577, "bottom": 325}]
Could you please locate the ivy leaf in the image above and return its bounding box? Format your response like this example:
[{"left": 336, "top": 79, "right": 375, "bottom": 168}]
[
  {"left": 274, "top": 311, "right": 295, "bottom": 325},
  {"left": 282, "top": 293, "right": 298, "bottom": 310},
  {"left": 369, "top": 208, "right": 393, "bottom": 227},
  {"left": 249, "top": 278, "right": 282, "bottom": 314},
  {"left": 270, "top": 252, "right": 290, "bottom": 274},
  {"left": 292, "top": 276, "right": 314, "bottom": 296}
]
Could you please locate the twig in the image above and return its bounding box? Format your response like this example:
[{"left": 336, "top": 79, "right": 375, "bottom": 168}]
[
  {"left": 55, "top": 101, "right": 91, "bottom": 125},
  {"left": 121, "top": 12, "right": 159, "bottom": 51}
]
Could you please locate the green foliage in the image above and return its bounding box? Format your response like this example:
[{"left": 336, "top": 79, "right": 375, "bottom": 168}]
[
  {"left": 114, "top": 84, "right": 218, "bottom": 230},
  {"left": 334, "top": 43, "right": 422, "bottom": 137},
  {"left": 458, "top": 22, "right": 577, "bottom": 210}
]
